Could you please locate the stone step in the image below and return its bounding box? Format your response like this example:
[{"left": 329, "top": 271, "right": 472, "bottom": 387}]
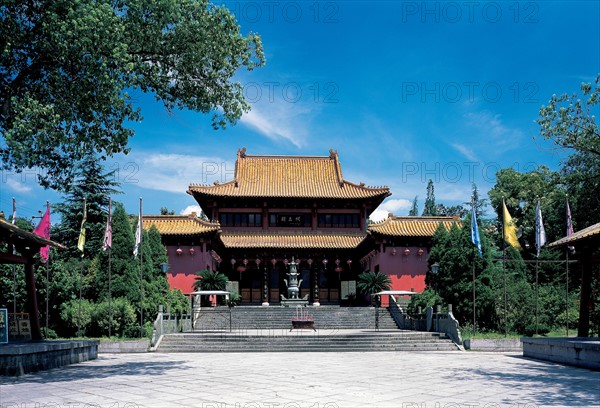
[
  {"left": 155, "top": 329, "right": 459, "bottom": 353},
  {"left": 192, "top": 306, "right": 400, "bottom": 331}
]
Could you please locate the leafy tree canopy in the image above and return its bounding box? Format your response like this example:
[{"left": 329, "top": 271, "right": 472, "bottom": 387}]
[
  {"left": 536, "top": 74, "right": 600, "bottom": 157},
  {"left": 488, "top": 166, "right": 566, "bottom": 255},
  {"left": 0, "top": 0, "right": 265, "bottom": 189}
]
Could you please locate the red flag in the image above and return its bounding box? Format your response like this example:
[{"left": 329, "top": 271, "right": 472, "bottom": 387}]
[{"left": 33, "top": 203, "right": 51, "bottom": 263}]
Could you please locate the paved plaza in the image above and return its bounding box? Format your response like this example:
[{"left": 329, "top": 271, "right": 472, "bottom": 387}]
[{"left": 1, "top": 351, "right": 598, "bottom": 408}]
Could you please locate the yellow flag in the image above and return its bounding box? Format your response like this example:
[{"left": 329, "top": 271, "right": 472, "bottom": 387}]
[
  {"left": 502, "top": 200, "right": 521, "bottom": 250},
  {"left": 77, "top": 199, "right": 87, "bottom": 254}
]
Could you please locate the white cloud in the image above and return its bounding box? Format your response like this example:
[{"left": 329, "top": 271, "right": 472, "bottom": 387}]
[
  {"left": 463, "top": 111, "right": 524, "bottom": 153},
  {"left": 180, "top": 205, "right": 203, "bottom": 216},
  {"left": 4, "top": 178, "right": 33, "bottom": 193},
  {"left": 240, "top": 109, "right": 301, "bottom": 148},
  {"left": 121, "top": 153, "right": 234, "bottom": 193},
  {"left": 240, "top": 98, "right": 314, "bottom": 148},
  {"left": 370, "top": 198, "right": 412, "bottom": 222},
  {"left": 451, "top": 143, "right": 478, "bottom": 162},
  {"left": 369, "top": 208, "right": 389, "bottom": 223}
]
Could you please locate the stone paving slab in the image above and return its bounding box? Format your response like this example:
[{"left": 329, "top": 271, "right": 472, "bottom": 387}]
[{"left": 0, "top": 351, "right": 598, "bottom": 408}]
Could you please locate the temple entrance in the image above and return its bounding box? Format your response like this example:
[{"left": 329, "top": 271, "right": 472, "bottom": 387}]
[
  {"left": 239, "top": 268, "right": 262, "bottom": 303},
  {"left": 318, "top": 268, "right": 340, "bottom": 304},
  {"left": 230, "top": 259, "right": 349, "bottom": 305}
]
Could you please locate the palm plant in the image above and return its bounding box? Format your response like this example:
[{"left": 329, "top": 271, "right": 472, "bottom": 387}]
[
  {"left": 193, "top": 269, "right": 229, "bottom": 291},
  {"left": 356, "top": 271, "right": 392, "bottom": 298}
]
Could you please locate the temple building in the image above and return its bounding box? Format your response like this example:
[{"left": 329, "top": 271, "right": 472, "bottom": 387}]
[{"left": 143, "top": 148, "right": 460, "bottom": 305}]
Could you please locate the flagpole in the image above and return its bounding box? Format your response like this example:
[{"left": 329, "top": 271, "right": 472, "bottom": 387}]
[
  {"left": 139, "top": 197, "right": 144, "bottom": 339},
  {"left": 535, "top": 257, "right": 539, "bottom": 335},
  {"left": 78, "top": 259, "right": 83, "bottom": 336},
  {"left": 78, "top": 198, "right": 86, "bottom": 337},
  {"left": 565, "top": 194, "right": 574, "bottom": 337},
  {"left": 535, "top": 198, "right": 539, "bottom": 336},
  {"left": 470, "top": 201, "right": 478, "bottom": 333},
  {"left": 502, "top": 197, "right": 507, "bottom": 338},
  {"left": 107, "top": 198, "right": 113, "bottom": 338},
  {"left": 472, "top": 249, "right": 476, "bottom": 331},
  {"left": 45, "top": 201, "right": 50, "bottom": 338},
  {"left": 566, "top": 249, "right": 569, "bottom": 337},
  {"left": 108, "top": 245, "right": 112, "bottom": 337},
  {"left": 12, "top": 197, "right": 17, "bottom": 315}
]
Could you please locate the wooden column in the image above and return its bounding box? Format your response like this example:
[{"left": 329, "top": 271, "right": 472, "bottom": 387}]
[{"left": 24, "top": 260, "right": 42, "bottom": 341}]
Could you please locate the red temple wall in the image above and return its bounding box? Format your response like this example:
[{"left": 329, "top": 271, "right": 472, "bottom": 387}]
[
  {"left": 165, "top": 245, "right": 214, "bottom": 294},
  {"left": 367, "top": 246, "right": 429, "bottom": 306}
]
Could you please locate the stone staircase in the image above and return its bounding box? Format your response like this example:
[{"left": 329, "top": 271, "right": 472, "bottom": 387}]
[
  {"left": 156, "top": 330, "right": 460, "bottom": 352},
  {"left": 193, "top": 306, "right": 399, "bottom": 331},
  {"left": 153, "top": 306, "right": 460, "bottom": 352}
]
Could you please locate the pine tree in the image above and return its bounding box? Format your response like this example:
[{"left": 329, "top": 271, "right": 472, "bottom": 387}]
[
  {"left": 53, "top": 153, "right": 120, "bottom": 258},
  {"left": 408, "top": 196, "right": 419, "bottom": 216},
  {"left": 422, "top": 179, "right": 437, "bottom": 216},
  {"left": 465, "top": 183, "right": 487, "bottom": 219}
]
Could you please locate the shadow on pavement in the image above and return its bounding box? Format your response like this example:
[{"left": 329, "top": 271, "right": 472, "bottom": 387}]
[
  {"left": 451, "top": 355, "right": 599, "bottom": 407},
  {"left": 0, "top": 356, "right": 191, "bottom": 385}
]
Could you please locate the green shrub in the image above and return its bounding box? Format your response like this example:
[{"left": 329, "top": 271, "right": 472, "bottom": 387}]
[{"left": 60, "top": 299, "right": 94, "bottom": 337}]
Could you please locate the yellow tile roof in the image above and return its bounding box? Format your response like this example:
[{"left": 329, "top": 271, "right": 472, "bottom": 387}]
[
  {"left": 188, "top": 148, "right": 390, "bottom": 200},
  {"left": 549, "top": 221, "right": 600, "bottom": 247},
  {"left": 219, "top": 230, "right": 368, "bottom": 249},
  {"left": 142, "top": 214, "right": 220, "bottom": 236},
  {"left": 368, "top": 215, "right": 461, "bottom": 237}
]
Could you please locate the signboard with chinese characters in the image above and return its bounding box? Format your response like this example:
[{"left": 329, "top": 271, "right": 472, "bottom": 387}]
[
  {"left": 276, "top": 214, "right": 307, "bottom": 227},
  {"left": 0, "top": 309, "right": 8, "bottom": 343}
]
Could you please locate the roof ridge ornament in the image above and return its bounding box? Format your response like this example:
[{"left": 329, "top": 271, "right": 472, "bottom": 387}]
[{"left": 238, "top": 147, "right": 247, "bottom": 158}]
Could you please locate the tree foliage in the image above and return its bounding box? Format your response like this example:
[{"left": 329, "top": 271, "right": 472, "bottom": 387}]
[
  {"left": 408, "top": 196, "right": 418, "bottom": 216},
  {"left": 488, "top": 166, "right": 566, "bottom": 255},
  {"left": 0, "top": 0, "right": 265, "bottom": 189},
  {"left": 193, "top": 269, "right": 228, "bottom": 291},
  {"left": 356, "top": 271, "right": 391, "bottom": 296},
  {"left": 536, "top": 74, "right": 600, "bottom": 157},
  {"left": 422, "top": 179, "right": 436, "bottom": 216},
  {"left": 52, "top": 154, "right": 120, "bottom": 258}
]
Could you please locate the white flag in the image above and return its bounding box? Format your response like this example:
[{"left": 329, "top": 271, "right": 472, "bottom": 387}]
[
  {"left": 133, "top": 199, "right": 142, "bottom": 257},
  {"left": 535, "top": 199, "right": 547, "bottom": 257}
]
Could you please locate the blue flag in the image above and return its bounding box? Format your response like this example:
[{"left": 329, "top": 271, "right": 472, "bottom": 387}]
[{"left": 471, "top": 207, "right": 482, "bottom": 258}]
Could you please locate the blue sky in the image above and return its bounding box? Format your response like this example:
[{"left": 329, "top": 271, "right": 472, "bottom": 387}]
[{"left": 1, "top": 1, "right": 599, "bottom": 224}]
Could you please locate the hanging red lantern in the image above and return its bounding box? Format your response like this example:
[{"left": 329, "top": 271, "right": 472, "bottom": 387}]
[
  {"left": 176, "top": 248, "right": 183, "bottom": 256},
  {"left": 404, "top": 248, "right": 411, "bottom": 256},
  {"left": 391, "top": 247, "right": 397, "bottom": 256},
  {"left": 189, "top": 247, "right": 196, "bottom": 256},
  {"left": 417, "top": 248, "right": 425, "bottom": 256}
]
